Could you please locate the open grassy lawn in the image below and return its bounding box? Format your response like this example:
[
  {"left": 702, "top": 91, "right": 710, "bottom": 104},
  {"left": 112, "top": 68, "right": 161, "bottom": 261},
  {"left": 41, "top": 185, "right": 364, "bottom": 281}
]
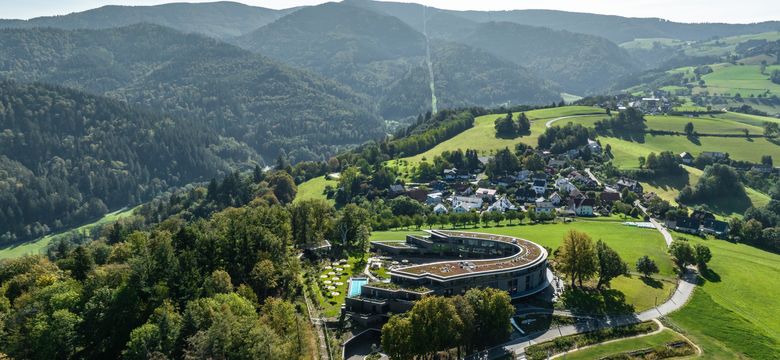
[
  {"left": 603, "top": 134, "right": 780, "bottom": 169},
  {"left": 699, "top": 64, "right": 780, "bottom": 98},
  {"left": 371, "top": 218, "right": 675, "bottom": 313},
  {"left": 644, "top": 114, "right": 765, "bottom": 134},
  {"left": 666, "top": 232, "right": 780, "bottom": 359},
  {"left": 561, "top": 329, "right": 689, "bottom": 360},
  {"left": 0, "top": 206, "right": 138, "bottom": 260},
  {"left": 294, "top": 176, "right": 337, "bottom": 204}
]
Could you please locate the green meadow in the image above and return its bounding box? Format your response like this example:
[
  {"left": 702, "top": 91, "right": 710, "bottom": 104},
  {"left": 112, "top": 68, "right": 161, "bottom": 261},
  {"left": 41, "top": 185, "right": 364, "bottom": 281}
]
[
  {"left": 387, "top": 106, "right": 605, "bottom": 177},
  {"left": 0, "top": 206, "right": 138, "bottom": 260},
  {"left": 294, "top": 176, "right": 338, "bottom": 204},
  {"left": 560, "top": 329, "right": 690, "bottom": 360},
  {"left": 666, "top": 232, "right": 780, "bottom": 359}
]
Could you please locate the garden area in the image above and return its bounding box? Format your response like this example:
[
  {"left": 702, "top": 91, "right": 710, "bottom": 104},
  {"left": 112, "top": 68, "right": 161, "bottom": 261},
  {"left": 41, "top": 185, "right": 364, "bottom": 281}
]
[{"left": 312, "top": 256, "right": 367, "bottom": 318}]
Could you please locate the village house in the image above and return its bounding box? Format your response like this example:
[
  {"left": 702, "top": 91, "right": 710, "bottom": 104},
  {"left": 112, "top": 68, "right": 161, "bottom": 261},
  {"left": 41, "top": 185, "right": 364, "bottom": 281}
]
[
  {"left": 570, "top": 198, "right": 595, "bottom": 216},
  {"left": 534, "top": 198, "right": 555, "bottom": 214},
  {"left": 487, "top": 196, "right": 516, "bottom": 213},
  {"left": 389, "top": 184, "right": 406, "bottom": 196},
  {"left": 426, "top": 192, "right": 443, "bottom": 205},
  {"left": 679, "top": 152, "right": 694, "bottom": 165},
  {"left": 433, "top": 203, "right": 448, "bottom": 215},
  {"left": 616, "top": 178, "right": 643, "bottom": 194},
  {"left": 587, "top": 139, "right": 601, "bottom": 153},
  {"left": 532, "top": 179, "right": 548, "bottom": 195},
  {"left": 599, "top": 189, "right": 621, "bottom": 204},
  {"left": 515, "top": 187, "right": 538, "bottom": 202},
  {"left": 406, "top": 188, "right": 428, "bottom": 203},
  {"left": 549, "top": 192, "right": 563, "bottom": 205},
  {"left": 555, "top": 178, "right": 578, "bottom": 193},
  {"left": 515, "top": 170, "right": 532, "bottom": 182},
  {"left": 548, "top": 159, "right": 566, "bottom": 168},
  {"left": 475, "top": 188, "right": 497, "bottom": 201},
  {"left": 451, "top": 196, "right": 483, "bottom": 213}
]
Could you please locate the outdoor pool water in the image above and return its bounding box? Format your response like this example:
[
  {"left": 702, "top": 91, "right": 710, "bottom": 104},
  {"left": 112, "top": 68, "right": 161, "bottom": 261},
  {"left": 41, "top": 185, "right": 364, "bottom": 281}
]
[{"left": 348, "top": 277, "right": 368, "bottom": 297}]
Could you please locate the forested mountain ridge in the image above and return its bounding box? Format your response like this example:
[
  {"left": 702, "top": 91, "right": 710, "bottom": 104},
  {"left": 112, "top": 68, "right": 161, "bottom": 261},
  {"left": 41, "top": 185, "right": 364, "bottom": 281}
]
[
  {"left": 345, "top": 0, "right": 780, "bottom": 44},
  {"left": 233, "top": 2, "right": 427, "bottom": 101},
  {"left": 0, "top": 24, "right": 384, "bottom": 163},
  {"left": 458, "top": 22, "right": 638, "bottom": 94},
  {"left": 0, "top": 79, "right": 253, "bottom": 243},
  {"left": 0, "top": 1, "right": 292, "bottom": 40},
  {"left": 234, "top": 2, "right": 559, "bottom": 118}
]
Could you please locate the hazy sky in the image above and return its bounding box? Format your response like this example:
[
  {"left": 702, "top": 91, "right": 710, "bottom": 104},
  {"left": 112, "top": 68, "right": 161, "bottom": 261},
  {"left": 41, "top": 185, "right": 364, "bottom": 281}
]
[{"left": 1, "top": 0, "right": 779, "bottom": 23}]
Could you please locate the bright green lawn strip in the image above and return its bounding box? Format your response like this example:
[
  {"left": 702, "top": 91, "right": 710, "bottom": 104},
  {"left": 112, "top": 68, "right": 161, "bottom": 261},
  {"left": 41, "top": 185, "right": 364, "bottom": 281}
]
[
  {"left": 644, "top": 114, "right": 765, "bottom": 134},
  {"left": 560, "top": 329, "right": 685, "bottom": 360},
  {"left": 666, "top": 232, "right": 780, "bottom": 359},
  {"left": 0, "top": 206, "right": 138, "bottom": 260},
  {"left": 294, "top": 176, "right": 337, "bottom": 204}
]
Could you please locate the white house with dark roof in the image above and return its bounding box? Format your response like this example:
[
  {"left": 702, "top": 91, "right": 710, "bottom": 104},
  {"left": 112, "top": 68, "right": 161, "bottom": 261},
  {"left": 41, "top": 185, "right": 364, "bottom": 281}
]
[
  {"left": 532, "top": 179, "right": 547, "bottom": 195},
  {"left": 534, "top": 199, "right": 555, "bottom": 214}
]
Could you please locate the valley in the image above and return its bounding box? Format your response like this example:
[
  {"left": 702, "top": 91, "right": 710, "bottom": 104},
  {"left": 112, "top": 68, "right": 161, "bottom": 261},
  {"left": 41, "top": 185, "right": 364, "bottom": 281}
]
[{"left": 1, "top": 1, "right": 780, "bottom": 360}]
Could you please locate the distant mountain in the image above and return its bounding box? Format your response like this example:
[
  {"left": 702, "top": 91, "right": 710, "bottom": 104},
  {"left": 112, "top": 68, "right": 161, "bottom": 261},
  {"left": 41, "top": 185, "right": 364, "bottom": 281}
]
[
  {"left": 234, "top": 2, "right": 427, "bottom": 99},
  {"left": 458, "top": 22, "right": 637, "bottom": 94},
  {"left": 0, "top": 1, "right": 292, "bottom": 39},
  {"left": 0, "top": 79, "right": 254, "bottom": 243},
  {"left": 381, "top": 41, "right": 561, "bottom": 117},
  {"left": 235, "top": 2, "right": 558, "bottom": 118},
  {"left": 0, "top": 24, "right": 383, "bottom": 163},
  {"left": 346, "top": 0, "right": 780, "bottom": 44}
]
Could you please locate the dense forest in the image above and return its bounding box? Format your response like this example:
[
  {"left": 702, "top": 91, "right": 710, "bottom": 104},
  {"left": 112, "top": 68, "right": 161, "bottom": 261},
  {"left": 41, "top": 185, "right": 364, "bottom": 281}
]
[
  {"left": 0, "top": 173, "right": 318, "bottom": 359},
  {"left": 0, "top": 80, "right": 251, "bottom": 243},
  {"left": 0, "top": 24, "right": 384, "bottom": 163}
]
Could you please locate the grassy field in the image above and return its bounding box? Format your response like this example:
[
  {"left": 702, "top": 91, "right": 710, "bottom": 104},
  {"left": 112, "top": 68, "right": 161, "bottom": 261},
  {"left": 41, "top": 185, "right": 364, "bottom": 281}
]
[
  {"left": 0, "top": 206, "right": 138, "bottom": 260},
  {"left": 603, "top": 134, "right": 780, "bottom": 168},
  {"left": 639, "top": 165, "right": 770, "bottom": 218},
  {"left": 665, "top": 232, "right": 780, "bottom": 359},
  {"left": 370, "top": 217, "right": 675, "bottom": 313},
  {"left": 295, "top": 176, "right": 337, "bottom": 204},
  {"left": 698, "top": 64, "right": 780, "bottom": 97},
  {"left": 387, "top": 106, "right": 605, "bottom": 177},
  {"left": 560, "top": 329, "right": 690, "bottom": 360}
]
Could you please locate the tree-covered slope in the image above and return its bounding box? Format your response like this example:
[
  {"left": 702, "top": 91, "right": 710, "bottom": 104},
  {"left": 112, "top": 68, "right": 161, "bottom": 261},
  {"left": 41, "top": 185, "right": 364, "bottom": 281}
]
[
  {"left": 234, "top": 2, "right": 427, "bottom": 100},
  {"left": 459, "top": 22, "right": 638, "bottom": 94},
  {"left": 0, "top": 1, "right": 291, "bottom": 40},
  {"left": 381, "top": 41, "right": 560, "bottom": 117},
  {"left": 0, "top": 24, "right": 384, "bottom": 162},
  {"left": 0, "top": 80, "right": 253, "bottom": 243},
  {"left": 235, "top": 2, "right": 557, "bottom": 118}
]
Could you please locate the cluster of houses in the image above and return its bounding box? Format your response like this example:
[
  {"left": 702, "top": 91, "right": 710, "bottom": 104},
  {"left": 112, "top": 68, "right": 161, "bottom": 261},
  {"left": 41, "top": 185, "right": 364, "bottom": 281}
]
[
  {"left": 665, "top": 210, "right": 730, "bottom": 238},
  {"left": 389, "top": 161, "right": 646, "bottom": 220}
]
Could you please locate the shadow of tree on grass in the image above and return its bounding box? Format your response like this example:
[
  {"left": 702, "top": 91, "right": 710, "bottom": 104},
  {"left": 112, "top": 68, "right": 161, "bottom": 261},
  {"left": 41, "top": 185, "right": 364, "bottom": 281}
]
[
  {"left": 561, "top": 287, "right": 635, "bottom": 317},
  {"left": 640, "top": 276, "right": 664, "bottom": 289}
]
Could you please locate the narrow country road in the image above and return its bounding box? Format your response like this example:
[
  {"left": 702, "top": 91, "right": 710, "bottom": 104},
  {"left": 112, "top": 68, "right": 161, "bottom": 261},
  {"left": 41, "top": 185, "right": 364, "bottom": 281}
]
[
  {"left": 544, "top": 114, "right": 604, "bottom": 128},
  {"left": 465, "top": 209, "right": 696, "bottom": 359}
]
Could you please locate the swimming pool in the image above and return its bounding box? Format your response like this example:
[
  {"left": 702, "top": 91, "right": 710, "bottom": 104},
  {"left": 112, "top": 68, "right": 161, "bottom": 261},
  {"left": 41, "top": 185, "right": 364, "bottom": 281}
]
[{"left": 348, "top": 277, "right": 368, "bottom": 297}]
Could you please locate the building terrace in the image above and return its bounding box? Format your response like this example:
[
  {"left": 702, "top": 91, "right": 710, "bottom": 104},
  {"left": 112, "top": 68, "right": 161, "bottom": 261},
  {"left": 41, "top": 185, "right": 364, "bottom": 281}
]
[{"left": 390, "top": 230, "right": 546, "bottom": 279}]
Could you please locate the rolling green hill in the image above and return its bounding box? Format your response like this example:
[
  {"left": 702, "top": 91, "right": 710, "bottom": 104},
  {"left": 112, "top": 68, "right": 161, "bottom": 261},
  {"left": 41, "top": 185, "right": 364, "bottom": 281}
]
[{"left": 0, "top": 24, "right": 383, "bottom": 163}]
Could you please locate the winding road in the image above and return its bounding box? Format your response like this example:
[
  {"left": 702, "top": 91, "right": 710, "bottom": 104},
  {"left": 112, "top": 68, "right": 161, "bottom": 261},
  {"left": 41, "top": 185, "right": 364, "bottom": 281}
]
[
  {"left": 465, "top": 205, "right": 697, "bottom": 359},
  {"left": 544, "top": 114, "right": 604, "bottom": 128}
]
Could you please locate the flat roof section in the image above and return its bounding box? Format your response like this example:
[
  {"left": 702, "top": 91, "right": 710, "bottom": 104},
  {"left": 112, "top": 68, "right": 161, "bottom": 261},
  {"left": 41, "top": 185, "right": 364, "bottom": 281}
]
[{"left": 390, "top": 230, "right": 547, "bottom": 281}]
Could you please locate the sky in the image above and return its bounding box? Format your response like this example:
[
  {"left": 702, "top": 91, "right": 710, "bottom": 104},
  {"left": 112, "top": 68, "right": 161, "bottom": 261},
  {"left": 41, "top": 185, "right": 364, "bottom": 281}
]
[{"left": 1, "top": 0, "right": 779, "bottom": 23}]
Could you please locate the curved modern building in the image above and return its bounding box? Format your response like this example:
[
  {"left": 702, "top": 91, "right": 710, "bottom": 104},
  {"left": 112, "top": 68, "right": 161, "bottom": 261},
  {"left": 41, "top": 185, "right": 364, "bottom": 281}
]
[{"left": 345, "top": 230, "right": 550, "bottom": 324}]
